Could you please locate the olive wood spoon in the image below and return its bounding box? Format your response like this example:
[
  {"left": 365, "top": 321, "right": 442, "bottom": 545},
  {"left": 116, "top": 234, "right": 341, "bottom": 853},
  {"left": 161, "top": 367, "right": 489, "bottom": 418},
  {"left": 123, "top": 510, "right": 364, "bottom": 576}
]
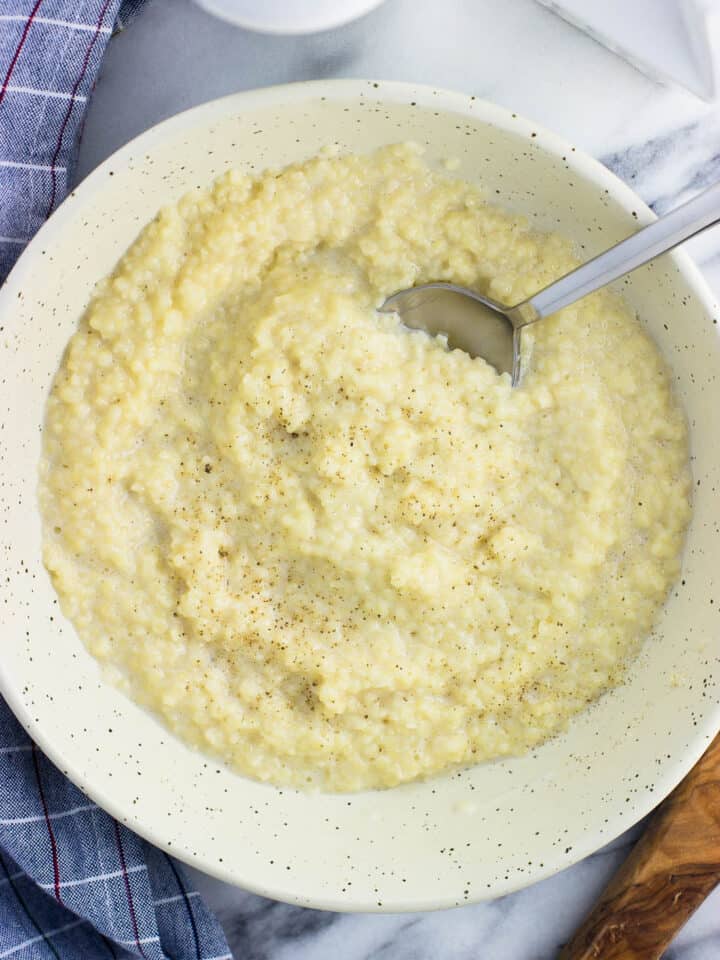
[{"left": 560, "top": 733, "right": 720, "bottom": 960}]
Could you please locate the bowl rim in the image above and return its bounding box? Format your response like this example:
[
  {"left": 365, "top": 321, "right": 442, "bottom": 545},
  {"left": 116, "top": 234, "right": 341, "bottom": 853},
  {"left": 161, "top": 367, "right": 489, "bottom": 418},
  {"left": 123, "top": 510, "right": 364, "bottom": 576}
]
[{"left": 1, "top": 77, "right": 719, "bottom": 911}]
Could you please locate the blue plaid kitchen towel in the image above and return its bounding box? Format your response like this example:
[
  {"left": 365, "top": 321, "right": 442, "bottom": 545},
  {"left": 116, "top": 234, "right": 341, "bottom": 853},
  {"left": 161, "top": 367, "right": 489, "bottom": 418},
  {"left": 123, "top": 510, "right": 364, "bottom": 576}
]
[
  {"left": 0, "top": 0, "right": 144, "bottom": 279},
  {"left": 0, "top": 3, "right": 233, "bottom": 958}
]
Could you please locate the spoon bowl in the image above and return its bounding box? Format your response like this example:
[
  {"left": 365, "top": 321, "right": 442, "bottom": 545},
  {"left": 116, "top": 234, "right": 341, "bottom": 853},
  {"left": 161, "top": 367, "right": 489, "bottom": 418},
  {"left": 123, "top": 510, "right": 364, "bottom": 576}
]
[{"left": 379, "top": 282, "right": 520, "bottom": 381}]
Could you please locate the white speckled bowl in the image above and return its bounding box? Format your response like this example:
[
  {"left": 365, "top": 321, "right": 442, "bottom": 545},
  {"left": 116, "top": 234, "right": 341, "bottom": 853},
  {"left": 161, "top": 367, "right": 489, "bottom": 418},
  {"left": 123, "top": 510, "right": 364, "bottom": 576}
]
[{"left": 1, "top": 80, "right": 719, "bottom": 912}]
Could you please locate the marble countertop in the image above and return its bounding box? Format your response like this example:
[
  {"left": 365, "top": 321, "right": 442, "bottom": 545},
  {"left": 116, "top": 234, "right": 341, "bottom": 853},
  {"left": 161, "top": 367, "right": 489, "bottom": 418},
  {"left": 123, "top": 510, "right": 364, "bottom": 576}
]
[{"left": 77, "top": 1, "right": 720, "bottom": 956}]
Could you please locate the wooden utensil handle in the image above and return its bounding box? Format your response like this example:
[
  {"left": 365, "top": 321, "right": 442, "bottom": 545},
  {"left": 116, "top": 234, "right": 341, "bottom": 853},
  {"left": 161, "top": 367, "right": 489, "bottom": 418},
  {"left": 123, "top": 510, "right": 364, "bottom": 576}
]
[{"left": 560, "top": 734, "right": 720, "bottom": 960}]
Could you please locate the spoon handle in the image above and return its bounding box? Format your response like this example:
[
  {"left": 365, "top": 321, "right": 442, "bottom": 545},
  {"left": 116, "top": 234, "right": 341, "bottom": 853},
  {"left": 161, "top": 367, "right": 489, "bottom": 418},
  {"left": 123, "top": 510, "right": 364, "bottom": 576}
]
[
  {"left": 520, "top": 181, "right": 720, "bottom": 324},
  {"left": 559, "top": 733, "right": 720, "bottom": 960}
]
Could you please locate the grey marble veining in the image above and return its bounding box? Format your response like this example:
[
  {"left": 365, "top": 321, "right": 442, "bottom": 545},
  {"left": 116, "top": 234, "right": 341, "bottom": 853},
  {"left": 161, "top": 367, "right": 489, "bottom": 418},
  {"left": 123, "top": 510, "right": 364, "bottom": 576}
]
[
  {"left": 76, "top": 1, "right": 720, "bottom": 956},
  {"left": 602, "top": 117, "right": 720, "bottom": 213},
  {"left": 600, "top": 117, "right": 720, "bottom": 264}
]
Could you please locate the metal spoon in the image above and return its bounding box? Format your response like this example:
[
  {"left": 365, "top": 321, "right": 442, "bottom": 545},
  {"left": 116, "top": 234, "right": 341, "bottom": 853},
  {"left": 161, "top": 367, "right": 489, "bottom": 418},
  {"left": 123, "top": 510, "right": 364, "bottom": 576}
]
[{"left": 379, "top": 181, "right": 720, "bottom": 384}]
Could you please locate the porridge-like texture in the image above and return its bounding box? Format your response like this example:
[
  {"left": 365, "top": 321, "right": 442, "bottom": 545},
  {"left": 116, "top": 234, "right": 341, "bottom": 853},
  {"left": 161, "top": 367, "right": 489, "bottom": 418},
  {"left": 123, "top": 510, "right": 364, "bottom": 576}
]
[{"left": 40, "top": 144, "right": 691, "bottom": 791}]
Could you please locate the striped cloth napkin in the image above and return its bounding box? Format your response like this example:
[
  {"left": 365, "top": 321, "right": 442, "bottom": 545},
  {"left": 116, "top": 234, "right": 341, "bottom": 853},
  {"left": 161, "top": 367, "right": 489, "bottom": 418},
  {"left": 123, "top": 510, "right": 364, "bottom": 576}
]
[
  {"left": 0, "top": 3, "right": 232, "bottom": 958},
  {"left": 0, "top": 0, "right": 143, "bottom": 278}
]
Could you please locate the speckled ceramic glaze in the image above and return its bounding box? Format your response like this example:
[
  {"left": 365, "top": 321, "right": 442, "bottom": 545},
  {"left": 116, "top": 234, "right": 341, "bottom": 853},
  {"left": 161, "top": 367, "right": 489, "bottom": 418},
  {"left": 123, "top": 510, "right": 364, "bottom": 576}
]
[{"left": 0, "top": 80, "right": 718, "bottom": 912}]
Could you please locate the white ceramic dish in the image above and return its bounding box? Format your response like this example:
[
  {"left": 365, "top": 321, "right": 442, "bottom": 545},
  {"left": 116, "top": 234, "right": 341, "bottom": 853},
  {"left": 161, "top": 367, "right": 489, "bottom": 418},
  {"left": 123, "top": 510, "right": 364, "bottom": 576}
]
[
  {"left": 0, "top": 80, "right": 718, "bottom": 913},
  {"left": 195, "top": 0, "right": 386, "bottom": 34}
]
